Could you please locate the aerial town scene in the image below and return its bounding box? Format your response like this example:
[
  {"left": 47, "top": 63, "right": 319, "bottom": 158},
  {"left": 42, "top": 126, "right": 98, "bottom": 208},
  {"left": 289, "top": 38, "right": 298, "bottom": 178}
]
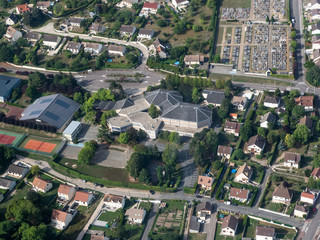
[{"left": 1, "top": 0, "right": 320, "bottom": 239}]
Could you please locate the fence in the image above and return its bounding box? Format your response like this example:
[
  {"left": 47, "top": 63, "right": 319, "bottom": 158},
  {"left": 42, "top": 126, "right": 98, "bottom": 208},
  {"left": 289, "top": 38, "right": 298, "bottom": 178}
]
[
  {"left": 258, "top": 207, "right": 291, "bottom": 218},
  {"left": 54, "top": 140, "right": 67, "bottom": 155}
]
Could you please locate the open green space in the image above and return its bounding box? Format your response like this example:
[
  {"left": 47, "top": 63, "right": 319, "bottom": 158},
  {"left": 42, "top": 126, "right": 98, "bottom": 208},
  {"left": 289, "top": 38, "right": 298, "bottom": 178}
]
[
  {"left": 221, "top": 0, "right": 251, "bottom": 8},
  {"left": 189, "top": 233, "right": 207, "bottom": 240},
  {"left": 139, "top": 201, "right": 152, "bottom": 211},
  {"left": 209, "top": 73, "right": 294, "bottom": 86},
  {"left": 98, "top": 210, "right": 122, "bottom": 223},
  {"left": 59, "top": 158, "right": 129, "bottom": 183}
]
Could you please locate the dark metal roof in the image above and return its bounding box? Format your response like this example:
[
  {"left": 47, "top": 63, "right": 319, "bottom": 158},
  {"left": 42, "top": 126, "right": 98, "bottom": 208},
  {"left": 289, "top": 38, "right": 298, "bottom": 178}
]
[
  {"left": 7, "top": 164, "right": 28, "bottom": 175},
  {"left": 20, "top": 94, "right": 81, "bottom": 129},
  {"left": 203, "top": 90, "right": 225, "bottom": 105},
  {"left": 145, "top": 89, "right": 183, "bottom": 111},
  {"left": 0, "top": 75, "right": 21, "bottom": 98}
]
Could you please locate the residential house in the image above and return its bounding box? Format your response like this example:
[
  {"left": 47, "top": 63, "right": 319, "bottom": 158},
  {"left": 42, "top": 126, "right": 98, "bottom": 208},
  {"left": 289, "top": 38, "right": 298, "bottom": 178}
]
[
  {"left": 138, "top": 29, "right": 155, "bottom": 39},
  {"left": 232, "top": 96, "right": 247, "bottom": 111},
  {"left": 246, "top": 135, "right": 266, "bottom": 154},
  {"left": 69, "top": 17, "right": 84, "bottom": 27},
  {"left": 312, "top": 35, "right": 320, "bottom": 50},
  {"left": 20, "top": 94, "right": 81, "bottom": 132},
  {"left": 6, "top": 164, "right": 29, "bottom": 179},
  {"left": 300, "top": 190, "right": 318, "bottom": 205},
  {"left": 74, "top": 191, "right": 94, "bottom": 206},
  {"left": 196, "top": 202, "right": 212, "bottom": 220},
  {"left": 220, "top": 215, "right": 238, "bottom": 237},
  {"left": 57, "top": 184, "right": 76, "bottom": 201},
  {"left": 103, "top": 194, "right": 125, "bottom": 211},
  {"left": 148, "top": 38, "right": 167, "bottom": 58},
  {"left": 229, "top": 187, "right": 249, "bottom": 203},
  {"left": 256, "top": 226, "right": 275, "bottom": 240},
  {"left": 66, "top": 41, "right": 81, "bottom": 54},
  {"left": 189, "top": 216, "right": 201, "bottom": 233},
  {"left": 43, "top": 34, "right": 61, "bottom": 50},
  {"left": 311, "top": 167, "right": 320, "bottom": 179},
  {"left": 89, "top": 23, "right": 106, "bottom": 35},
  {"left": 107, "top": 45, "right": 126, "bottom": 56},
  {"left": 139, "top": 2, "right": 160, "bottom": 16},
  {"left": 184, "top": 55, "right": 205, "bottom": 65},
  {"left": 264, "top": 96, "right": 280, "bottom": 108},
  {"left": 197, "top": 176, "right": 214, "bottom": 190},
  {"left": 0, "top": 177, "right": 16, "bottom": 191},
  {"left": 272, "top": 183, "right": 292, "bottom": 204},
  {"left": 0, "top": 75, "right": 21, "bottom": 102},
  {"left": 120, "top": 25, "right": 136, "bottom": 37},
  {"left": 230, "top": 113, "right": 238, "bottom": 119},
  {"left": 84, "top": 42, "right": 103, "bottom": 55},
  {"left": 172, "top": 0, "right": 189, "bottom": 9},
  {"left": 16, "top": 3, "right": 31, "bottom": 14},
  {"left": 312, "top": 22, "right": 320, "bottom": 35},
  {"left": 51, "top": 209, "right": 74, "bottom": 230},
  {"left": 234, "top": 163, "right": 253, "bottom": 183},
  {"left": 202, "top": 90, "right": 225, "bottom": 107},
  {"left": 299, "top": 116, "right": 313, "bottom": 132},
  {"left": 25, "top": 32, "right": 42, "bottom": 45},
  {"left": 283, "top": 152, "right": 301, "bottom": 169},
  {"left": 36, "top": 1, "right": 51, "bottom": 11},
  {"left": 295, "top": 96, "right": 314, "bottom": 111},
  {"left": 32, "top": 176, "right": 52, "bottom": 193},
  {"left": 125, "top": 208, "right": 146, "bottom": 224},
  {"left": 260, "top": 112, "right": 276, "bottom": 128},
  {"left": 224, "top": 121, "right": 241, "bottom": 137},
  {"left": 5, "top": 13, "right": 18, "bottom": 26},
  {"left": 116, "top": 0, "right": 138, "bottom": 8},
  {"left": 5, "top": 27, "right": 22, "bottom": 42},
  {"left": 217, "top": 145, "right": 233, "bottom": 159},
  {"left": 309, "top": 0, "right": 320, "bottom": 10},
  {"left": 312, "top": 8, "right": 320, "bottom": 20},
  {"left": 294, "top": 205, "right": 309, "bottom": 218}
]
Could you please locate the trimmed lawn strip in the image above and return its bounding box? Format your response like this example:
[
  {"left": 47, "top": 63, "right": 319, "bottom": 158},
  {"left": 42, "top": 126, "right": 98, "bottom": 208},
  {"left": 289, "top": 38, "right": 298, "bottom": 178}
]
[
  {"left": 209, "top": 73, "right": 294, "bottom": 86},
  {"left": 189, "top": 233, "right": 207, "bottom": 240},
  {"left": 221, "top": 0, "right": 251, "bottom": 8},
  {"left": 98, "top": 210, "right": 122, "bottom": 223}
]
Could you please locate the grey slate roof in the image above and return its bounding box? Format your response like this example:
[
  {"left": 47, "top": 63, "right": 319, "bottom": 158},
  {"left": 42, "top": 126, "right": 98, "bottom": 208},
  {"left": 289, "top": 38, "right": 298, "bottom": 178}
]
[
  {"left": 261, "top": 112, "right": 276, "bottom": 123},
  {"left": 203, "top": 90, "right": 225, "bottom": 105},
  {"left": 196, "top": 202, "right": 212, "bottom": 213},
  {"left": 247, "top": 135, "right": 265, "bottom": 149},
  {"left": 138, "top": 29, "right": 154, "bottom": 36},
  {"left": 7, "top": 13, "right": 18, "bottom": 24},
  {"left": 7, "top": 164, "right": 28, "bottom": 175},
  {"left": 20, "top": 94, "right": 81, "bottom": 129},
  {"left": 66, "top": 41, "right": 81, "bottom": 50},
  {"left": 0, "top": 75, "right": 21, "bottom": 99},
  {"left": 264, "top": 96, "right": 280, "bottom": 104},
  {"left": 25, "top": 31, "right": 41, "bottom": 41},
  {"left": 96, "top": 99, "right": 134, "bottom": 111},
  {"left": 0, "top": 177, "right": 14, "bottom": 188},
  {"left": 43, "top": 34, "right": 60, "bottom": 43},
  {"left": 161, "top": 102, "right": 211, "bottom": 123},
  {"left": 145, "top": 89, "right": 183, "bottom": 110},
  {"left": 120, "top": 25, "right": 136, "bottom": 34}
]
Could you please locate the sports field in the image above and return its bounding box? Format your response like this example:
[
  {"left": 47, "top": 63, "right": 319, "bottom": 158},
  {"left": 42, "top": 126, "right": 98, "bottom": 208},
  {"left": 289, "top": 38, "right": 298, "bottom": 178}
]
[
  {"left": 0, "top": 130, "right": 25, "bottom": 146},
  {"left": 24, "top": 140, "right": 57, "bottom": 153}
]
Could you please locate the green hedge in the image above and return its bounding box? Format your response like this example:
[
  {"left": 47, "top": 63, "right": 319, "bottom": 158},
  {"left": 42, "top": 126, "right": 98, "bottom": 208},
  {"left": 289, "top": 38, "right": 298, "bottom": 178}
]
[
  {"left": 164, "top": 3, "right": 180, "bottom": 22},
  {"left": 267, "top": 140, "right": 280, "bottom": 165},
  {"left": 211, "top": 166, "right": 224, "bottom": 196},
  {"left": 184, "top": 186, "right": 196, "bottom": 194}
]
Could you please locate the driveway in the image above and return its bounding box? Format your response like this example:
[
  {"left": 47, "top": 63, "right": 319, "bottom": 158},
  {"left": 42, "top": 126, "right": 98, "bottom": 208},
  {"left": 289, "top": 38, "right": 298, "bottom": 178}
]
[
  {"left": 204, "top": 212, "right": 217, "bottom": 240},
  {"left": 141, "top": 203, "right": 159, "bottom": 240}
]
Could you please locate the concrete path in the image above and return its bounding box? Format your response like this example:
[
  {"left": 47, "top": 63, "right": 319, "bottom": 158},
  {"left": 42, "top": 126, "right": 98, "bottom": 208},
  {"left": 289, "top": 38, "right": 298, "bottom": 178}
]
[
  {"left": 76, "top": 198, "right": 105, "bottom": 240},
  {"left": 206, "top": 212, "right": 217, "bottom": 240},
  {"left": 141, "top": 203, "right": 159, "bottom": 240},
  {"left": 183, "top": 204, "right": 193, "bottom": 240}
]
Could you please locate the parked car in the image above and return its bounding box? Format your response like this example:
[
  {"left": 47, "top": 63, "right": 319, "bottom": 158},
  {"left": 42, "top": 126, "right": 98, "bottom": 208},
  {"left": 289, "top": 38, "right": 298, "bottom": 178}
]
[
  {"left": 0, "top": 67, "right": 7, "bottom": 72},
  {"left": 149, "top": 190, "right": 155, "bottom": 195}
]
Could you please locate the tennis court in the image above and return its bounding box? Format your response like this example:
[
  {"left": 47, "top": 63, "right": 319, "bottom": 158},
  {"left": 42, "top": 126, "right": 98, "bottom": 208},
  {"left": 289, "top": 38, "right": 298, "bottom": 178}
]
[
  {"left": 0, "top": 130, "right": 25, "bottom": 146},
  {"left": 24, "top": 140, "right": 57, "bottom": 153}
]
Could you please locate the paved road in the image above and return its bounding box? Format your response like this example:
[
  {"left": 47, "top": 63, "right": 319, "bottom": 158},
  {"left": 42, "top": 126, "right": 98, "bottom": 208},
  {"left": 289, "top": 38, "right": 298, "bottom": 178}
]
[
  {"left": 254, "top": 167, "right": 273, "bottom": 207},
  {"left": 141, "top": 203, "right": 159, "bottom": 240},
  {"left": 301, "top": 196, "right": 320, "bottom": 240},
  {"left": 205, "top": 211, "right": 217, "bottom": 240},
  {"left": 18, "top": 156, "right": 305, "bottom": 230},
  {"left": 179, "top": 142, "right": 199, "bottom": 188}
]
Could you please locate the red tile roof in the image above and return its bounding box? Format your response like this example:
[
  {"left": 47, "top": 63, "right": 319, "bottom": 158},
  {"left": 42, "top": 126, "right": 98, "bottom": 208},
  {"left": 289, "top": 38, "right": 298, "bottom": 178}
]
[
  {"left": 229, "top": 187, "right": 249, "bottom": 200},
  {"left": 74, "top": 191, "right": 91, "bottom": 202},
  {"left": 51, "top": 209, "right": 67, "bottom": 223},
  {"left": 301, "top": 192, "right": 315, "bottom": 200},
  {"left": 143, "top": 2, "right": 159, "bottom": 9},
  {"left": 32, "top": 176, "right": 50, "bottom": 191},
  {"left": 311, "top": 167, "right": 320, "bottom": 178},
  {"left": 17, "top": 3, "right": 30, "bottom": 13},
  {"left": 295, "top": 96, "right": 314, "bottom": 107},
  {"left": 58, "top": 184, "right": 73, "bottom": 195}
]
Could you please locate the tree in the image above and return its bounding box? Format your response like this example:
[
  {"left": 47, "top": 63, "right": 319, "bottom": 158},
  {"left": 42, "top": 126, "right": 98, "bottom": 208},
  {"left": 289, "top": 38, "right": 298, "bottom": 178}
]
[
  {"left": 294, "top": 124, "right": 311, "bottom": 144},
  {"left": 240, "top": 121, "right": 254, "bottom": 142},
  {"left": 100, "top": 110, "right": 116, "bottom": 126},
  {"left": 28, "top": 72, "right": 47, "bottom": 89},
  {"left": 157, "top": 166, "right": 163, "bottom": 185},
  {"left": 285, "top": 134, "right": 295, "bottom": 148},
  {"left": 267, "top": 130, "right": 278, "bottom": 145},
  {"left": 162, "top": 144, "right": 179, "bottom": 168},
  {"left": 118, "top": 132, "right": 130, "bottom": 144},
  {"left": 125, "top": 53, "right": 138, "bottom": 64},
  {"left": 291, "top": 30, "right": 297, "bottom": 39},
  {"left": 275, "top": 88, "right": 281, "bottom": 97},
  {"left": 73, "top": 92, "right": 83, "bottom": 104},
  {"left": 290, "top": 40, "right": 297, "bottom": 52},
  {"left": 234, "top": 149, "right": 245, "bottom": 160},
  {"left": 78, "top": 141, "right": 98, "bottom": 165},
  {"left": 20, "top": 223, "right": 48, "bottom": 240},
  {"left": 213, "top": 54, "right": 220, "bottom": 63},
  {"left": 17, "top": 38, "right": 28, "bottom": 48},
  {"left": 26, "top": 190, "right": 41, "bottom": 205},
  {"left": 138, "top": 168, "right": 150, "bottom": 184},
  {"left": 148, "top": 104, "right": 160, "bottom": 118},
  {"left": 126, "top": 153, "right": 146, "bottom": 178},
  {"left": 266, "top": 15, "right": 270, "bottom": 22},
  {"left": 292, "top": 105, "right": 305, "bottom": 119},
  {"left": 306, "top": 65, "right": 320, "bottom": 87},
  {"left": 257, "top": 127, "right": 268, "bottom": 138},
  {"left": 192, "top": 88, "right": 202, "bottom": 104},
  {"left": 30, "top": 165, "right": 40, "bottom": 176},
  {"left": 169, "top": 132, "right": 180, "bottom": 144},
  {"left": 26, "top": 51, "right": 38, "bottom": 65},
  {"left": 6, "top": 199, "right": 42, "bottom": 224},
  {"left": 215, "top": 79, "right": 225, "bottom": 89},
  {"left": 218, "top": 98, "right": 232, "bottom": 119}
]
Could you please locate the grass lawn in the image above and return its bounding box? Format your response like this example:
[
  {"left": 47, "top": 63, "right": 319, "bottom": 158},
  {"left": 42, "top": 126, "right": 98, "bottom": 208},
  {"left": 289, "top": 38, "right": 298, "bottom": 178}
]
[
  {"left": 189, "top": 233, "right": 207, "bottom": 240},
  {"left": 243, "top": 217, "right": 257, "bottom": 238},
  {"left": 98, "top": 210, "right": 122, "bottom": 223},
  {"left": 59, "top": 158, "right": 129, "bottom": 182},
  {"left": 124, "top": 224, "right": 144, "bottom": 240},
  {"left": 60, "top": 195, "right": 102, "bottom": 240},
  {"left": 14, "top": 93, "right": 31, "bottom": 108},
  {"left": 265, "top": 202, "right": 285, "bottom": 212},
  {"left": 139, "top": 201, "right": 152, "bottom": 211},
  {"left": 217, "top": 27, "right": 225, "bottom": 45},
  {"left": 221, "top": 0, "right": 251, "bottom": 8},
  {"left": 209, "top": 73, "right": 294, "bottom": 86},
  {"left": 164, "top": 200, "right": 185, "bottom": 212}
]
